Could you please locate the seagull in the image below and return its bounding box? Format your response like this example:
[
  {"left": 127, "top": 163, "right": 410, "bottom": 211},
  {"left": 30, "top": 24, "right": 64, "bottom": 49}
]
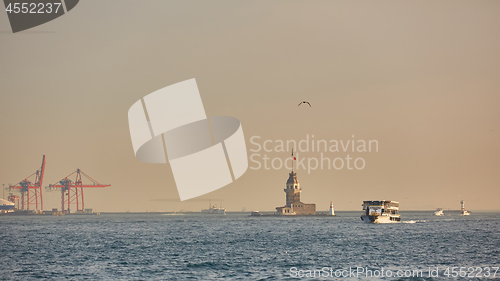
[{"left": 298, "top": 101, "right": 311, "bottom": 107}]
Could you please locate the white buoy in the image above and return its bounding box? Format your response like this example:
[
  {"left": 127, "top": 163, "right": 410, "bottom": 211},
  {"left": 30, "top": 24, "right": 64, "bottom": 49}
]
[{"left": 328, "top": 201, "right": 335, "bottom": 216}]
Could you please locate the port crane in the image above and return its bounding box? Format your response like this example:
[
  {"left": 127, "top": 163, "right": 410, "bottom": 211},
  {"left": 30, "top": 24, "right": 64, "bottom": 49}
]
[
  {"left": 8, "top": 155, "right": 46, "bottom": 211},
  {"left": 46, "top": 169, "right": 110, "bottom": 213}
]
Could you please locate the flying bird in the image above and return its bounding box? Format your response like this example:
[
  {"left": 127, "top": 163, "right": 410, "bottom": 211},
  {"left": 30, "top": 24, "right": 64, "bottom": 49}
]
[{"left": 298, "top": 101, "right": 311, "bottom": 107}]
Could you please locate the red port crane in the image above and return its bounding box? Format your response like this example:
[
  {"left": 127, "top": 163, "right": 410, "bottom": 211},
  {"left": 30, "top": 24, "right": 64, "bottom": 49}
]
[
  {"left": 47, "top": 169, "right": 110, "bottom": 213},
  {"left": 8, "top": 155, "right": 46, "bottom": 211}
]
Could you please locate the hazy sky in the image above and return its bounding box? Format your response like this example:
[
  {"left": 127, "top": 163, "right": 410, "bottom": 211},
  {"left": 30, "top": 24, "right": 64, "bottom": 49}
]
[{"left": 1, "top": 0, "right": 499, "bottom": 212}]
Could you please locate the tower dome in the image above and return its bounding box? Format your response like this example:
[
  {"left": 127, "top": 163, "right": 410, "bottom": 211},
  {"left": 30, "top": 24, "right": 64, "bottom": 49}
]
[{"left": 286, "top": 171, "right": 299, "bottom": 185}]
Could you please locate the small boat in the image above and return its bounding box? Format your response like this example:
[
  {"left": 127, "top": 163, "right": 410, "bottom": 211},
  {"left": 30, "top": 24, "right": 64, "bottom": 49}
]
[
  {"left": 461, "top": 201, "right": 470, "bottom": 216},
  {"left": 360, "top": 200, "right": 400, "bottom": 223},
  {"left": 434, "top": 208, "right": 444, "bottom": 216}
]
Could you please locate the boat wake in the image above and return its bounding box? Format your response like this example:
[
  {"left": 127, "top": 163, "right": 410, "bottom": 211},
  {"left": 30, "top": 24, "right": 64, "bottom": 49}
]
[{"left": 402, "top": 220, "right": 427, "bottom": 224}]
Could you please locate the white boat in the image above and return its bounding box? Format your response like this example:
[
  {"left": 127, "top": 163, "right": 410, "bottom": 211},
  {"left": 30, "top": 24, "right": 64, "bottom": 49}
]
[
  {"left": 201, "top": 205, "right": 226, "bottom": 214},
  {"left": 0, "top": 198, "right": 15, "bottom": 213},
  {"left": 434, "top": 208, "right": 444, "bottom": 216},
  {"left": 461, "top": 201, "right": 470, "bottom": 216},
  {"left": 360, "top": 200, "right": 400, "bottom": 223},
  {"left": 201, "top": 200, "right": 226, "bottom": 214}
]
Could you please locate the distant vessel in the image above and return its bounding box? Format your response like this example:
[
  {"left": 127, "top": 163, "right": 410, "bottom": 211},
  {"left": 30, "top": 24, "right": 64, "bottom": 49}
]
[
  {"left": 0, "top": 198, "right": 15, "bottom": 213},
  {"left": 328, "top": 201, "right": 335, "bottom": 216},
  {"left": 434, "top": 208, "right": 444, "bottom": 216},
  {"left": 201, "top": 200, "right": 226, "bottom": 214},
  {"left": 460, "top": 200, "right": 470, "bottom": 216},
  {"left": 201, "top": 205, "right": 226, "bottom": 214},
  {"left": 360, "top": 200, "right": 400, "bottom": 223}
]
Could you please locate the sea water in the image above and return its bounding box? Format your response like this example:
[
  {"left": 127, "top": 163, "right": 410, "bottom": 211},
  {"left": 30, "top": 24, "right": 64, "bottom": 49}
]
[{"left": 1, "top": 211, "right": 499, "bottom": 280}]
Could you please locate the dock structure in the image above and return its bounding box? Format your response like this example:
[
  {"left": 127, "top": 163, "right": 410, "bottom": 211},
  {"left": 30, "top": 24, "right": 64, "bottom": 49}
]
[{"left": 5, "top": 155, "right": 110, "bottom": 215}]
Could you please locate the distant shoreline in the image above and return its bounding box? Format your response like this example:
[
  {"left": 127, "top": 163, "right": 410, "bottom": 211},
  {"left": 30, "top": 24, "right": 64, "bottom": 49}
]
[
  {"left": 2, "top": 210, "right": 498, "bottom": 217},
  {"left": 98, "top": 210, "right": 496, "bottom": 214}
]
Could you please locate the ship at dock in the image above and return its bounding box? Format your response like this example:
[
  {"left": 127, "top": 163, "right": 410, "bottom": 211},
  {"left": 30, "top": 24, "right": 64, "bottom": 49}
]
[
  {"left": 0, "top": 198, "right": 15, "bottom": 213},
  {"left": 361, "top": 200, "right": 400, "bottom": 223}
]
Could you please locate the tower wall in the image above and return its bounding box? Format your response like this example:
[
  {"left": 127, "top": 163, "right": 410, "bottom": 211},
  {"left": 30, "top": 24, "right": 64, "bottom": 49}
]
[
  {"left": 284, "top": 171, "right": 301, "bottom": 207},
  {"left": 285, "top": 190, "right": 300, "bottom": 207}
]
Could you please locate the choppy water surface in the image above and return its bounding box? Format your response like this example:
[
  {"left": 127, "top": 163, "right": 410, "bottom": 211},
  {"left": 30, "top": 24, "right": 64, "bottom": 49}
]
[{"left": 1, "top": 211, "right": 499, "bottom": 280}]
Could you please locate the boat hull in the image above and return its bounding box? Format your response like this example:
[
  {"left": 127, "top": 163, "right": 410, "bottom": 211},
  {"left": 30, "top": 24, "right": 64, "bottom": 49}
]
[
  {"left": 201, "top": 209, "right": 226, "bottom": 214},
  {"left": 361, "top": 215, "right": 400, "bottom": 223}
]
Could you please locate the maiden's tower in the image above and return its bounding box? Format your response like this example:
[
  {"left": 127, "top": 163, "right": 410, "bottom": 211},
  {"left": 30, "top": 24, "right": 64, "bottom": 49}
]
[{"left": 275, "top": 150, "right": 316, "bottom": 215}]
